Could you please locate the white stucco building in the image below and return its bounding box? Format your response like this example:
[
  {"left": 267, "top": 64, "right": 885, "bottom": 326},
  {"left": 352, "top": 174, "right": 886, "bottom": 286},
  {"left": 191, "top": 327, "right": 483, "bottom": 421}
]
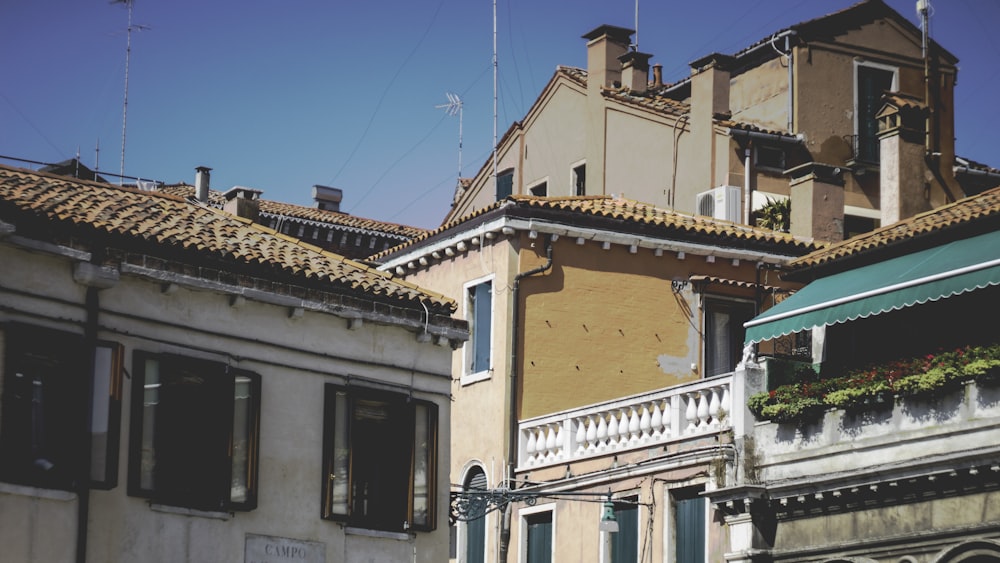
[{"left": 0, "top": 163, "right": 467, "bottom": 563}]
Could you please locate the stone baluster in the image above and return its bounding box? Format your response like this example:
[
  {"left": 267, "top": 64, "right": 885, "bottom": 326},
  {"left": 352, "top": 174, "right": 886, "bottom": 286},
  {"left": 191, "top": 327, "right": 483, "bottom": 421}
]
[
  {"left": 650, "top": 400, "right": 665, "bottom": 439},
  {"left": 586, "top": 415, "right": 598, "bottom": 452},
  {"left": 709, "top": 387, "right": 722, "bottom": 428},
  {"left": 686, "top": 392, "right": 699, "bottom": 432},
  {"left": 525, "top": 428, "right": 538, "bottom": 465},
  {"left": 697, "top": 391, "right": 711, "bottom": 429},
  {"left": 639, "top": 403, "right": 652, "bottom": 442}
]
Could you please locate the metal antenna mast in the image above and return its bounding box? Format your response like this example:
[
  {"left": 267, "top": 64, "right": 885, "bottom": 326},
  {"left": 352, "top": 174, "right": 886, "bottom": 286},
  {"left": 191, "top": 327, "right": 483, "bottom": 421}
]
[
  {"left": 114, "top": 0, "right": 149, "bottom": 184},
  {"left": 492, "top": 0, "right": 498, "bottom": 200},
  {"left": 436, "top": 92, "right": 464, "bottom": 182}
]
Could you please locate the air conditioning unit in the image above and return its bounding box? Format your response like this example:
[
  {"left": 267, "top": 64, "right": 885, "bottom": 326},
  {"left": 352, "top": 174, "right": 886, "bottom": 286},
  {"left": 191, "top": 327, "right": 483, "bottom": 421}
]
[{"left": 696, "top": 186, "right": 742, "bottom": 223}]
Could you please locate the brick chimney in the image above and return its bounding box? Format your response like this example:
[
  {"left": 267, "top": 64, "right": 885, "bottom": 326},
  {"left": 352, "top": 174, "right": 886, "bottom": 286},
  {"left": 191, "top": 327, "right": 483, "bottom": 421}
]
[
  {"left": 223, "top": 186, "right": 262, "bottom": 222},
  {"left": 786, "top": 162, "right": 845, "bottom": 242},
  {"left": 582, "top": 25, "right": 634, "bottom": 92},
  {"left": 195, "top": 166, "right": 212, "bottom": 203},
  {"left": 877, "top": 94, "right": 930, "bottom": 224},
  {"left": 618, "top": 50, "right": 652, "bottom": 93},
  {"left": 688, "top": 53, "right": 734, "bottom": 193}
]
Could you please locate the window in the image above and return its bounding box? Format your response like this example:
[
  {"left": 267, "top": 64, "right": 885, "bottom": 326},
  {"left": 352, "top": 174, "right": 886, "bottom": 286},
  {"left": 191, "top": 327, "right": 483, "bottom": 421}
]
[
  {"left": 462, "top": 467, "right": 488, "bottom": 563},
  {"left": 129, "top": 352, "right": 260, "bottom": 511},
  {"left": 497, "top": 169, "right": 514, "bottom": 200},
  {"left": 465, "top": 278, "right": 493, "bottom": 379},
  {"left": 529, "top": 181, "right": 548, "bottom": 197},
  {"left": 611, "top": 500, "right": 639, "bottom": 563},
  {"left": 704, "top": 299, "right": 755, "bottom": 377},
  {"left": 672, "top": 491, "right": 706, "bottom": 563},
  {"left": 0, "top": 324, "right": 122, "bottom": 490},
  {"left": 755, "top": 145, "right": 785, "bottom": 171},
  {"left": 844, "top": 214, "right": 880, "bottom": 239},
  {"left": 855, "top": 62, "right": 897, "bottom": 163},
  {"left": 573, "top": 163, "right": 586, "bottom": 196},
  {"left": 524, "top": 509, "right": 553, "bottom": 563},
  {"left": 322, "top": 384, "right": 438, "bottom": 532}
]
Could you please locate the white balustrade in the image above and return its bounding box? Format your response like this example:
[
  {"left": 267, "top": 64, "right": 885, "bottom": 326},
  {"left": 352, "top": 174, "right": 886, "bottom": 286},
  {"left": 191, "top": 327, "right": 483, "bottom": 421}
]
[{"left": 518, "top": 375, "right": 733, "bottom": 469}]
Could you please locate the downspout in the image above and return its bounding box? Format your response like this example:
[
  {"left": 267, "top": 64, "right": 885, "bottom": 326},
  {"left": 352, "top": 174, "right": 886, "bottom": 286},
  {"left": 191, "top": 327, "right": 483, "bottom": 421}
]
[
  {"left": 76, "top": 253, "right": 104, "bottom": 563},
  {"left": 786, "top": 33, "right": 795, "bottom": 134},
  {"left": 771, "top": 31, "right": 797, "bottom": 134},
  {"left": 919, "top": 1, "right": 959, "bottom": 201},
  {"left": 743, "top": 142, "right": 753, "bottom": 225},
  {"left": 499, "top": 236, "right": 553, "bottom": 563}
]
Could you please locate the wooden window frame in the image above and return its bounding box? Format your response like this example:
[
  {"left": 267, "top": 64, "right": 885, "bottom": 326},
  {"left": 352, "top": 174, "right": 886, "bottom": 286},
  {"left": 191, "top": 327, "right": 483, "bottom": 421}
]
[
  {"left": 321, "top": 384, "right": 438, "bottom": 533},
  {"left": 127, "top": 352, "right": 261, "bottom": 512}
]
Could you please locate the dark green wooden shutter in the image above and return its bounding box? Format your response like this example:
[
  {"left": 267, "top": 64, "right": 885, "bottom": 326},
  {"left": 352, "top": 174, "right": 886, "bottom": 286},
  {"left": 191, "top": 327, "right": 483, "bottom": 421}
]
[
  {"left": 611, "top": 502, "right": 639, "bottom": 562},
  {"left": 464, "top": 469, "right": 487, "bottom": 563},
  {"left": 675, "top": 497, "right": 705, "bottom": 563},
  {"left": 526, "top": 512, "right": 552, "bottom": 563}
]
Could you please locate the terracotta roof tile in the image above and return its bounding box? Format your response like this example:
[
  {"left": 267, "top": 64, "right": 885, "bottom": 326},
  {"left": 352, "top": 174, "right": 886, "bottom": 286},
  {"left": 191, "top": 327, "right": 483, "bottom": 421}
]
[
  {"left": 373, "top": 195, "right": 815, "bottom": 260},
  {"left": 791, "top": 185, "right": 1000, "bottom": 269},
  {"left": 157, "top": 184, "right": 425, "bottom": 239},
  {"left": 0, "top": 165, "right": 454, "bottom": 312}
]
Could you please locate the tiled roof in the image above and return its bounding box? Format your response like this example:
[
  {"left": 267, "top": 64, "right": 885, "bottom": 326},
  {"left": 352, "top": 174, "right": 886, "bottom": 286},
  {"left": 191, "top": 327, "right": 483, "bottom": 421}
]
[
  {"left": 720, "top": 120, "right": 800, "bottom": 139},
  {"left": 0, "top": 165, "right": 454, "bottom": 312},
  {"left": 791, "top": 185, "right": 1000, "bottom": 269},
  {"left": 374, "top": 194, "right": 816, "bottom": 260},
  {"left": 158, "top": 184, "right": 425, "bottom": 239},
  {"left": 555, "top": 66, "right": 690, "bottom": 117},
  {"left": 602, "top": 89, "right": 688, "bottom": 117}
]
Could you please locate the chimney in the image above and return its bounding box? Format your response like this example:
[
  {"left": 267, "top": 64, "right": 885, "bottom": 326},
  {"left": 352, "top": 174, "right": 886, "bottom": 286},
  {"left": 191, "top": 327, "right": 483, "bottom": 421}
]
[
  {"left": 786, "top": 163, "right": 845, "bottom": 242},
  {"left": 222, "top": 186, "right": 263, "bottom": 222},
  {"left": 313, "top": 185, "right": 343, "bottom": 212},
  {"left": 618, "top": 50, "right": 653, "bottom": 93},
  {"left": 652, "top": 63, "right": 663, "bottom": 88},
  {"left": 688, "top": 53, "right": 734, "bottom": 192},
  {"left": 195, "top": 166, "right": 212, "bottom": 203},
  {"left": 582, "top": 25, "right": 634, "bottom": 92},
  {"left": 877, "top": 95, "right": 930, "bottom": 224}
]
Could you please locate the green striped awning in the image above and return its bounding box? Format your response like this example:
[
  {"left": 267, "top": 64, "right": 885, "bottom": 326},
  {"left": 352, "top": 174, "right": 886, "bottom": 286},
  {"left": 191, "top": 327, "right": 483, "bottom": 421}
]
[{"left": 744, "top": 230, "right": 1000, "bottom": 344}]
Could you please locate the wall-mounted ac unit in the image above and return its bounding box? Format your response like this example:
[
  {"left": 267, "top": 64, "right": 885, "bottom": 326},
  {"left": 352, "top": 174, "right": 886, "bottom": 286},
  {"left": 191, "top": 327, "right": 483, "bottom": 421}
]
[{"left": 696, "top": 186, "right": 742, "bottom": 223}]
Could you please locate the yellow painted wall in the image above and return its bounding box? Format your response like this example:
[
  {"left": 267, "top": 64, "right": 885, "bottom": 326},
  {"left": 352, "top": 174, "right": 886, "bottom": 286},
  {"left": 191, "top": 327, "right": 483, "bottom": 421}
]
[{"left": 515, "top": 235, "right": 768, "bottom": 420}]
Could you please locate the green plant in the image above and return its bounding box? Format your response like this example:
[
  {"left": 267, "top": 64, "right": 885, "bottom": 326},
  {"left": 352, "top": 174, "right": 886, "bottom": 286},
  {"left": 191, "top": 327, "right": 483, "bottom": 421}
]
[
  {"left": 746, "top": 342, "right": 1000, "bottom": 423},
  {"left": 755, "top": 197, "right": 791, "bottom": 232}
]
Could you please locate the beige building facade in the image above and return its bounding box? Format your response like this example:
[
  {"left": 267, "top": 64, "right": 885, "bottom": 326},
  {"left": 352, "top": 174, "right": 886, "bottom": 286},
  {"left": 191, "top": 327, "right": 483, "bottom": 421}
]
[
  {"left": 0, "top": 164, "right": 466, "bottom": 562},
  {"left": 448, "top": 0, "right": 985, "bottom": 245},
  {"left": 375, "top": 196, "right": 813, "bottom": 562}
]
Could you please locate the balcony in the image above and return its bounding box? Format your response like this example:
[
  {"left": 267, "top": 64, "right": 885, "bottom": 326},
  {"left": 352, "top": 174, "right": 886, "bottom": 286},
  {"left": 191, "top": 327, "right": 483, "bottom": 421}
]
[{"left": 517, "top": 375, "right": 733, "bottom": 470}]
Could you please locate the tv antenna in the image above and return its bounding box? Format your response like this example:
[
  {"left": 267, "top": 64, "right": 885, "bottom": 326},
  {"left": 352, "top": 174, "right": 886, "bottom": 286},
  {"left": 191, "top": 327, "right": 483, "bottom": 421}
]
[
  {"left": 113, "top": 0, "right": 150, "bottom": 184},
  {"left": 435, "top": 92, "right": 464, "bottom": 182}
]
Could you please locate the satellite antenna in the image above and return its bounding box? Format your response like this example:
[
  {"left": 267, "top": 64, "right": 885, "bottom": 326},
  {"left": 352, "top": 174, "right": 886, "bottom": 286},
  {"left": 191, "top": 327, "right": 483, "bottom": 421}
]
[
  {"left": 112, "top": 0, "right": 150, "bottom": 184},
  {"left": 435, "top": 92, "right": 464, "bottom": 182}
]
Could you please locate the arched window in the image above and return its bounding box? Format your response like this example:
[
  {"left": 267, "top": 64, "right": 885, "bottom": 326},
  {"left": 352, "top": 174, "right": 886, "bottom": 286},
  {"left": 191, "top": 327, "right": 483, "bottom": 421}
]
[{"left": 462, "top": 466, "right": 488, "bottom": 563}]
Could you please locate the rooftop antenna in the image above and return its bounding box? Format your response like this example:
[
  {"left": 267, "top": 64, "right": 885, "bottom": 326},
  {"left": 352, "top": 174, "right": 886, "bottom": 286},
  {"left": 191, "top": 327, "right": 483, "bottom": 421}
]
[
  {"left": 492, "top": 0, "right": 498, "bottom": 200},
  {"left": 435, "top": 92, "right": 464, "bottom": 183},
  {"left": 633, "top": 0, "right": 639, "bottom": 51},
  {"left": 112, "top": 0, "right": 150, "bottom": 185}
]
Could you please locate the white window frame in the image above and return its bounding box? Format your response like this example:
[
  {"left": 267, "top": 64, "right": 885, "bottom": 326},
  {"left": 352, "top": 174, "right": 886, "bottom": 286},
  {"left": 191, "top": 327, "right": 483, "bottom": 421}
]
[
  {"left": 570, "top": 160, "right": 587, "bottom": 196},
  {"left": 663, "top": 483, "right": 709, "bottom": 563},
  {"left": 462, "top": 274, "right": 495, "bottom": 385},
  {"left": 853, "top": 60, "right": 899, "bottom": 155},
  {"left": 702, "top": 295, "right": 756, "bottom": 378},
  {"left": 519, "top": 502, "right": 556, "bottom": 563},
  {"left": 527, "top": 177, "right": 549, "bottom": 197}
]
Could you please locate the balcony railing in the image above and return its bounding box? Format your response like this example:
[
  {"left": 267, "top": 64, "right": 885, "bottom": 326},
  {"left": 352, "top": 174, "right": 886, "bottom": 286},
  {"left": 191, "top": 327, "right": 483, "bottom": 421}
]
[{"left": 517, "top": 375, "right": 732, "bottom": 470}]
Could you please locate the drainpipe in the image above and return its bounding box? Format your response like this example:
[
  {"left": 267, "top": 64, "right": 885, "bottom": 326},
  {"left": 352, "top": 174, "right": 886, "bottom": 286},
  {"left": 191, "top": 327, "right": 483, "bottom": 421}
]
[
  {"left": 499, "top": 236, "right": 553, "bottom": 563},
  {"left": 76, "top": 253, "right": 103, "bottom": 563},
  {"left": 743, "top": 143, "right": 752, "bottom": 225},
  {"left": 786, "top": 33, "right": 795, "bottom": 134}
]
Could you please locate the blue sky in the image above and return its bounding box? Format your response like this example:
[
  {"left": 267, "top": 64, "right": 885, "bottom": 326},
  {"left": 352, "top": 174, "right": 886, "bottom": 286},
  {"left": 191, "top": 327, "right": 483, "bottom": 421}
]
[{"left": 2, "top": 0, "right": 999, "bottom": 229}]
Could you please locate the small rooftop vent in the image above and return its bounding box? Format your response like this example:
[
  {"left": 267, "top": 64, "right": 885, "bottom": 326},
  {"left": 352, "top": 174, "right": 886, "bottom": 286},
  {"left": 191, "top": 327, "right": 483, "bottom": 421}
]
[{"left": 313, "top": 184, "right": 343, "bottom": 212}]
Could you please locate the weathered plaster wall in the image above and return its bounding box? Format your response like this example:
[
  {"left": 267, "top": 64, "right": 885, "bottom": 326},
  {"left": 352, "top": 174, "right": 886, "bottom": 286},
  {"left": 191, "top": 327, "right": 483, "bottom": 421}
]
[
  {"left": 0, "top": 242, "right": 455, "bottom": 563},
  {"left": 515, "top": 235, "right": 764, "bottom": 419}
]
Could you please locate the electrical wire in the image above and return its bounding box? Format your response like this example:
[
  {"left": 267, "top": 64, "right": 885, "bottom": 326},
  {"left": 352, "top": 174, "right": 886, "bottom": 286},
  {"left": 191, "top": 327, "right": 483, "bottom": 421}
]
[{"left": 327, "top": 0, "right": 447, "bottom": 186}]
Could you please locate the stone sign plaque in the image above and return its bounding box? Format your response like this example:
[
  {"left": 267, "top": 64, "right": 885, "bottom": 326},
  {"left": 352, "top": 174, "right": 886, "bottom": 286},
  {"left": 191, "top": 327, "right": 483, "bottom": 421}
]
[{"left": 245, "top": 533, "right": 325, "bottom": 563}]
